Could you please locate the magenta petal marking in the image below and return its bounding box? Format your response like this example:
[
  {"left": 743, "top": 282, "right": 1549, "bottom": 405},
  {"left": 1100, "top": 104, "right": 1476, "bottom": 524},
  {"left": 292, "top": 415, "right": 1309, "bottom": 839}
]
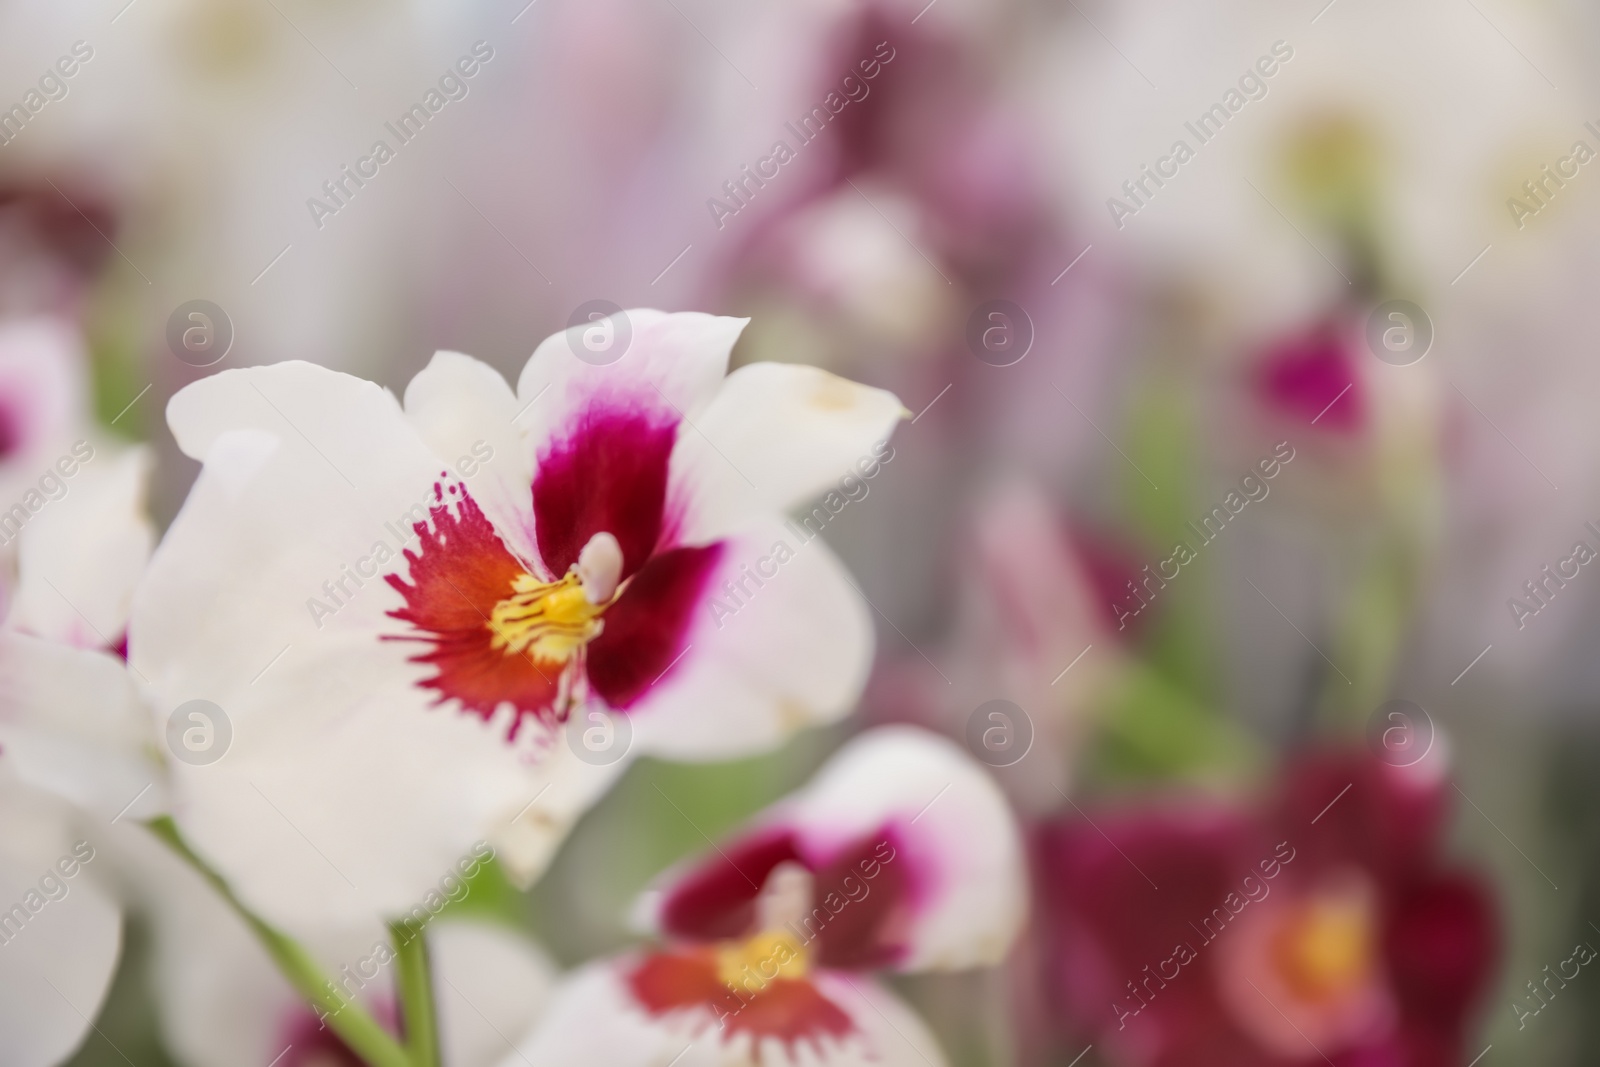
[
  {"left": 586, "top": 542, "right": 723, "bottom": 709},
  {"left": 532, "top": 401, "right": 678, "bottom": 579}
]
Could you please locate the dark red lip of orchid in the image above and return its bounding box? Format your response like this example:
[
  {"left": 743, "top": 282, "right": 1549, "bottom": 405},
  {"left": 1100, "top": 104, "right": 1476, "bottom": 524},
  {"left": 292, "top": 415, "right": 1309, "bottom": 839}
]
[
  {"left": 656, "top": 823, "right": 916, "bottom": 972},
  {"left": 383, "top": 394, "right": 727, "bottom": 743}
]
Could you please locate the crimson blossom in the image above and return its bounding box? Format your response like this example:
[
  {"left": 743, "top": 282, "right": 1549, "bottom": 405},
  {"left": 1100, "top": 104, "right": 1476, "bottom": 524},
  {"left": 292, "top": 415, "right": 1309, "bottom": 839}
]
[{"left": 1036, "top": 748, "right": 1499, "bottom": 1067}]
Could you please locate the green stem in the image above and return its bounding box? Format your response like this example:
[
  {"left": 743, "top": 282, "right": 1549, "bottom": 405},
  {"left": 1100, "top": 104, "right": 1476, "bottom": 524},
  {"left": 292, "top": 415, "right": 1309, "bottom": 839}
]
[
  {"left": 145, "top": 817, "right": 413, "bottom": 1067},
  {"left": 390, "top": 921, "right": 441, "bottom": 1067}
]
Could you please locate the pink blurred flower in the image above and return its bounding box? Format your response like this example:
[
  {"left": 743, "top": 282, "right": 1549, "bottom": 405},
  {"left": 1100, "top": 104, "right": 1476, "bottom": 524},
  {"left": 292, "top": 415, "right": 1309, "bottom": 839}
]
[{"left": 1254, "top": 315, "right": 1369, "bottom": 437}]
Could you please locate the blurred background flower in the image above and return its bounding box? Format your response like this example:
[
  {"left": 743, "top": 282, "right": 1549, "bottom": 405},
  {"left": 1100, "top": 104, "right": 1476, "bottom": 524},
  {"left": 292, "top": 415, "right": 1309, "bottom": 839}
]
[{"left": 1036, "top": 749, "right": 1499, "bottom": 1066}]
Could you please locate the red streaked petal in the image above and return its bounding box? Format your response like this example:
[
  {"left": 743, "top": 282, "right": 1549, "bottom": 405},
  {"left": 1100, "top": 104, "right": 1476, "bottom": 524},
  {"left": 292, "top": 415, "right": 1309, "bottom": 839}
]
[
  {"left": 586, "top": 542, "right": 723, "bottom": 709},
  {"left": 627, "top": 949, "right": 855, "bottom": 1048},
  {"left": 384, "top": 485, "right": 559, "bottom": 738},
  {"left": 533, "top": 402, "right": 678, "bottom": 579}
]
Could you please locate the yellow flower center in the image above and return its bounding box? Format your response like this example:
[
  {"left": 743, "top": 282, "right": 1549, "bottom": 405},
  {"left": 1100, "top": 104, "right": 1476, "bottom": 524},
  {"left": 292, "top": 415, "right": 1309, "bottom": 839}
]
[
  {"left": 1272, "top": 894, "right": 1375, "bottom": 1003},
  {"left": 488, "top": 572, "right": 607, "bottom": 664},
  {"left": 712, "top": 860, "right": 815, "bottom": 998},
  {"left": 716, "top": 929, "right": 811, "bottom": 995}
]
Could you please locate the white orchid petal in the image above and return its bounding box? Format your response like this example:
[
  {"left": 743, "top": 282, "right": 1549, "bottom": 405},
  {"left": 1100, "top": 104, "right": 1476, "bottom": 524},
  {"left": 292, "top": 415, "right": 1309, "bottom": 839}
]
[
  {"left": 403, "top": 350, "right": 539, "bottom": 568},
  {"left": 516, "top": 310, "right": 746, "bottom": 441},
  {"left": 669, "top": 362, "right": 905, "bottom": 544},
  {"left": 166, "top": 360, "right": 439, "bottom": 488},
  {"left": 488, "top": 741, "right": 631, "bottom": 890},
  {"left": 9, "top": 446, "right": 154, "bottom": 647},
  {"left": 140, "top": 821, "right": 310, "bottom": 1067},
  {"left": 435, "top": 920, "right": 559, "bottom": 1067},
  {"left": 0, "top": 633, "right": 163, "bottom": 821}
]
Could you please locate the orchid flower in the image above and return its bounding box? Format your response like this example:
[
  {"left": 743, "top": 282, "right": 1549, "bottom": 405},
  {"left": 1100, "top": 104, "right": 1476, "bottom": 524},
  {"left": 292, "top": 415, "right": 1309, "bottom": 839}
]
[
  {"left": 1036, "top": 747, "right": 1498, "bottom": 1067},
  {"left": 0, "top": 321, "right": 164, "bottom": 1067},
  {"left": 130, "top": 310, "right": 904, "bottom": 941},
  {"left": 501, "top": 726, "right": 1026, "bottom": 1066},
  {"left": 0, "top": 444, "right": 159, "bottom": 817}
]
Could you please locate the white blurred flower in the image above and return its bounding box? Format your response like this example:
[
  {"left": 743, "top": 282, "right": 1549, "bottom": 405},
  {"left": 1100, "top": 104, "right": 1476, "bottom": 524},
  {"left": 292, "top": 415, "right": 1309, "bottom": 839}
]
[
  {"left": 0, "top": 784, "right": 123, "bottom": 1067},
  {"left": 0, "top": 341, "right": 162, "bottom": 1066},
  {"left": 0, "top": 362, "right": 161, "bottom": 820},
  {"left": 1042, "top": 0, "right": 1567, "bottom": 339}
]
